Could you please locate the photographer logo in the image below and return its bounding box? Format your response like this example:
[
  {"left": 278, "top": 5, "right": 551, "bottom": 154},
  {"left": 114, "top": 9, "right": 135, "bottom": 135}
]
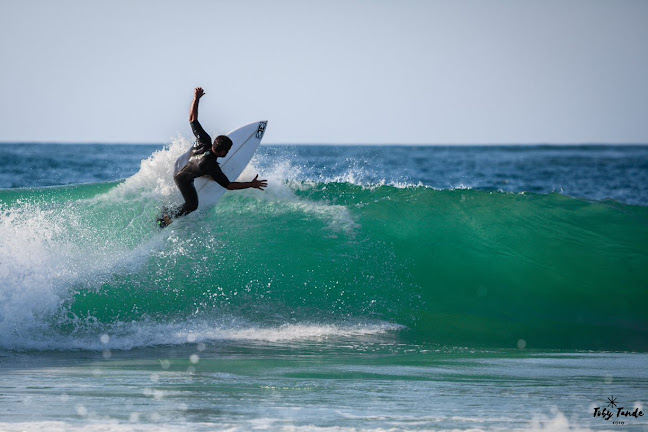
[{"left": 593, "top": 396, "right": 643, "bottom": 426}]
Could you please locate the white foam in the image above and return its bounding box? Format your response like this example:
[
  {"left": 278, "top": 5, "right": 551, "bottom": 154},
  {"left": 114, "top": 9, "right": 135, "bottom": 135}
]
[
  {"left": 235, "top": 158, "right": 360, "bottom": 234},
  {"left": 0, "top": 202, "right": 67, "bottom": 333},
  {"left": 104, "top": 136, "right": 190, "bottom": 204},
  {"left": 0, "top": 143, "right": 190, "bottom": 347},
  {"left": 2, "top": 319, "right": 402, "bottom": 351},
  {"left": 0, "top": 410, "right": 608, "bottom": 432},
  {"left": 525, "top": 411, "right": 601, "bottom": 432}
]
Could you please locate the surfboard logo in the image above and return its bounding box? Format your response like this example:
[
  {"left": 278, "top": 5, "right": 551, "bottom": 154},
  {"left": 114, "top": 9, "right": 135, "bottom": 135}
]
[{"left": 256, "top": 121, "right": 267, "bottom": 139}]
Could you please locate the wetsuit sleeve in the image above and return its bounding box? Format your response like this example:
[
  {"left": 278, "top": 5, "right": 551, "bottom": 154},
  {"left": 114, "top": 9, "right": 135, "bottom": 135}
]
[
  {"left": 210, "top": 166, "right": 231, "bottom": 188},
  {"left": 190, "top": 120, "right": 211, "bottom": 146}
]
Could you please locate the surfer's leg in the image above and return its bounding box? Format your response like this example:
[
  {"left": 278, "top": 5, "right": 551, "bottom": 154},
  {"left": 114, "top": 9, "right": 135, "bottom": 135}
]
[{"left": 173, "top": 175, "right": 199, "bottom": 217}]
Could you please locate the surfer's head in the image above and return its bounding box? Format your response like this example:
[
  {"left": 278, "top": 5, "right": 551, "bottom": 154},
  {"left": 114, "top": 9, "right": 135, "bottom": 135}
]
[{"left": 212, "top": 135, "right": 233, "bottom": 157}]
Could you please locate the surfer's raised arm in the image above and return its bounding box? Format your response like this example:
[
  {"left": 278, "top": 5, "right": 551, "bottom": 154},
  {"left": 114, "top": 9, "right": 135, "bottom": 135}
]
[{"left": 189, "top": 87, "right": 205, "bottom": 123}]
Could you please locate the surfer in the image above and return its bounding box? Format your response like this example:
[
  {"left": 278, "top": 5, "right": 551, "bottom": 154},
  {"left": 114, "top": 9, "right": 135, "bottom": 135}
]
[{"left": 158, "top": 87, "right": 267, "bottom": 227}]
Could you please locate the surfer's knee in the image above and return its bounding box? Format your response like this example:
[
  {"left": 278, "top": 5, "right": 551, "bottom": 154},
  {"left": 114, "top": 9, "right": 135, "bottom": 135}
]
[
  {"left": 176, "top": 202, "right": 197, "bottom": 216},
  {"left": 173, "top": 173, "right": 185, "bottom": 186},
  {"left": 174, "top": 201, "right": 198, "bottom": 218}
]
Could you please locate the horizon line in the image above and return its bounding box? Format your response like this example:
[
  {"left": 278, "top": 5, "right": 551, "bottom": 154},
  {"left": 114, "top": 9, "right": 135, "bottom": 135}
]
[{"left": 1, "top": 141, "right": 647, "bottom": 147}]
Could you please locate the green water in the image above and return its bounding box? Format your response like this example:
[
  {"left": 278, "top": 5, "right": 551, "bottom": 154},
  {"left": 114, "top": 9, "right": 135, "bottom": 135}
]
[{"left": 2, "top": 182, "right": 646, "bottom": 352}]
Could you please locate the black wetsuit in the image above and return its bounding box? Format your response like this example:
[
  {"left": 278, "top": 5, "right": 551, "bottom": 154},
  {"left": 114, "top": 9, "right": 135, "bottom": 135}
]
[{"left": 171, "top": 121, "right": 231, "bottom": 217}]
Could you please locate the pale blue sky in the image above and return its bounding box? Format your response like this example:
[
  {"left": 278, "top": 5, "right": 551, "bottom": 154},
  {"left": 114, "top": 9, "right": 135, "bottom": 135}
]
[{"left": 1, "top": 0, "right": 647, "bottom": 144}]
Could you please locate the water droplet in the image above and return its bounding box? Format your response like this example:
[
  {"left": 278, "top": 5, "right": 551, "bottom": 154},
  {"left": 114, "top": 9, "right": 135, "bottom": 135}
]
[{"left": 76, "top": 405, "right": 88, "bottom": 417}]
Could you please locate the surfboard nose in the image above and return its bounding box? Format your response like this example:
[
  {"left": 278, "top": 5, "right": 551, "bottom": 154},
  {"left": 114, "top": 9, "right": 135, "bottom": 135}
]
[{"left": 256, "top": 121, "right": 268, "bottom": 139}]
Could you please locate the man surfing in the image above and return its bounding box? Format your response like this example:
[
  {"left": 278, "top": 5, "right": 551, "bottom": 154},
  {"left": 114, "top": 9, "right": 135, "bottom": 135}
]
[{"left": 158, "top": 87, "right": 267, "bottom": 227}]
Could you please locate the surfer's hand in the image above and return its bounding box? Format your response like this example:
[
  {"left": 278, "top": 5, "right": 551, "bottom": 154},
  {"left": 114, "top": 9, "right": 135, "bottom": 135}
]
[
  {"left": 194, "top": 87, "right": 205, "bottom": 99},
  {"left": 251, "top": 174, "right": 267, "bottom": 191}
]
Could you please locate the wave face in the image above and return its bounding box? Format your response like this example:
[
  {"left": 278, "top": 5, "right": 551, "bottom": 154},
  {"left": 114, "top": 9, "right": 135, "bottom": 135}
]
[{"left": 1, "top": 141, "right": 647, "bottom": 351}]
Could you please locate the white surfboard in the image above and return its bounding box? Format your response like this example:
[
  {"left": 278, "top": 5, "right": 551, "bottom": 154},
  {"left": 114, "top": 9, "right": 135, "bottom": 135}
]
[{"left": 174, "top": 120, "right": 268, "bottom": 209}]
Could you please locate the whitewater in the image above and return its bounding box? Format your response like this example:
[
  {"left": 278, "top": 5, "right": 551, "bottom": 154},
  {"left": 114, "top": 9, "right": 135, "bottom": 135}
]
[{"left": 0, "top": 141, "right": 647, "bottom": 431}]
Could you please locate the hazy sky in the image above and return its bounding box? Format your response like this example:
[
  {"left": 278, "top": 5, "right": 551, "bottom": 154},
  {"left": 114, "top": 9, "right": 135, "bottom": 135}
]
[{"left": 1, "top": 0, "right": 647, "bottom": 144}]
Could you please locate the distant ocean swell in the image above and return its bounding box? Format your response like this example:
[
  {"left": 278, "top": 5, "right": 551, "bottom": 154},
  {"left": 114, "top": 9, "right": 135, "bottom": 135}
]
[{"left": 1, "top": 140, "right": 646, "bottom": 352}]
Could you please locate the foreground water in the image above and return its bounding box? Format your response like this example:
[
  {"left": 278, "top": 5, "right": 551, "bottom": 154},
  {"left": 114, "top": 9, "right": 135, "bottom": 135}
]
[
  {"left": 0, "top": 142, "right": 647, "bottom": 430},
  {"left": 2, "top": 341, "right": 647, "bottom": 431}
]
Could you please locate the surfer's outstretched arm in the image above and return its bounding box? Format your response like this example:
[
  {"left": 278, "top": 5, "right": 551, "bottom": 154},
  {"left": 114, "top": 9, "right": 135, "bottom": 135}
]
[
  {"left": 189, "top": 87, "right": 205, "bottom": 123},
  {"left": 226, "top": 174, "right": 268, "bottom": 191}
]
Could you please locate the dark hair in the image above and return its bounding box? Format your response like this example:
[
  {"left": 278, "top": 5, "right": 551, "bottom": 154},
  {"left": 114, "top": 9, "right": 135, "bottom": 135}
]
[{"left": 213, "top": 135, "right": 233, "bottom": 152}]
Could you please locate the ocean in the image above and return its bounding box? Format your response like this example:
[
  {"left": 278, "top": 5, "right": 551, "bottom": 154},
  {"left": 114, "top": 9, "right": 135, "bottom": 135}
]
[{"left": 0, "top": 141, "right": 646, "bottom": 431}]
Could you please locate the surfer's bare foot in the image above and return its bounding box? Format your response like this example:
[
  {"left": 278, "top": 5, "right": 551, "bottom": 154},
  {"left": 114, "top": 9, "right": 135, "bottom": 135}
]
[{"left": 157, "top": 213, "right": 173, "bottom": 228}]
